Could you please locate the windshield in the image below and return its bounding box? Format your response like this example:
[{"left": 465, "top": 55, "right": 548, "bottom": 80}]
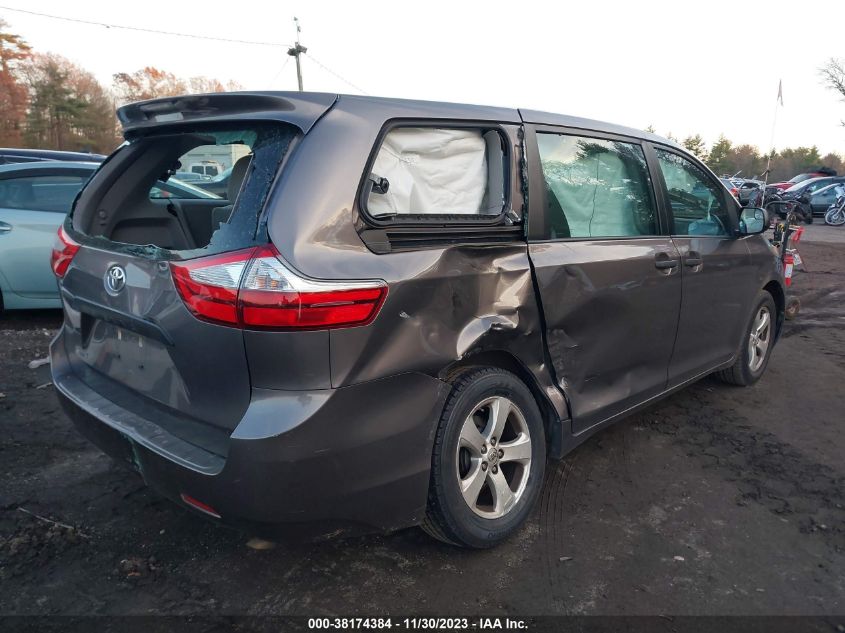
[
  {"left": 784, "top": 182, "right": 807, "bottom": 193},
  {"left": 812, "top": 183, "right": 844, "bottom": 197},
  {"left": 788, "top": 174, "right": 813, "bottom": 184},
  {"left": 785, "top": 178, "right": 828, "bottom": 194}
]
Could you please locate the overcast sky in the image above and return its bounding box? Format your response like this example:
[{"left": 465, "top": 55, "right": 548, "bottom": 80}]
[{"left": 3, "top": 0, "right": 844, "bottom": 155}]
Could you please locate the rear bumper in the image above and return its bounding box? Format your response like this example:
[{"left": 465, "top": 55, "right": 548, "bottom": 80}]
[{"left": 51, "top": 331, "right": 450, "bottom": 538}]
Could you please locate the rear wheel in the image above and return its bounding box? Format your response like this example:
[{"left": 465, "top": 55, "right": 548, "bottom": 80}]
[
  {"left": 422, "top": 368, "right": 545, "bottom": 548},
  {"left": 717, "top": 291, "right": 776, "bottom": 386}
]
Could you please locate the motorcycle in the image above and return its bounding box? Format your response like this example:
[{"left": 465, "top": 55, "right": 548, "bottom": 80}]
[
  {"left": 764, "top": 189, "right": 814, "bottom": 224},
  {"left": 824, "top": 194, "right": 845, "bottom": 226}
]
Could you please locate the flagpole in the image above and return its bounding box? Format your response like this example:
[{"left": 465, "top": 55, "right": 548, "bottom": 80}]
[{"left": 764, "top": 80, "right": 783, "bottom": 184}]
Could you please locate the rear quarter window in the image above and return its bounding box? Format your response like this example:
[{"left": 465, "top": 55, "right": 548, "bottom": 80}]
[{"left": 363, "top": 126, "right": 507, "bottom": 220}]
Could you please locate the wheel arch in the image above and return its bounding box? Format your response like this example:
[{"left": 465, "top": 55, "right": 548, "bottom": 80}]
[
  {"left": 438, "top": 350, "right": 568, "bottom": 456},
  {"left": 763, "top": 278, "right": 785, "bottom": 341}
]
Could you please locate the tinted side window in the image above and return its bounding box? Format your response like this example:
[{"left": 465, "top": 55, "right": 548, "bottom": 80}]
[
  {"left": 366, "top": 127, "right": 506, "bottom": 217},
  {"left": 806, "top": 180, "right": 830, "bottom": 193},
  {"left": 655, "top": 149, "right": 730, "bottom": 236},
  {"left": 537, "top": 133, "right": 657, "bottom": 239},
  {"left": 0, "top": 175, "right": 87, "bottom": 213}
]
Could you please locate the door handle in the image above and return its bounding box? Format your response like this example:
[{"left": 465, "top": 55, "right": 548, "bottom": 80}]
[
  {"left": 0, "top": 222, "right": 11, "bottom": 234},
  {"left": 685, "top": 251, "right": 703, "bottom": 267},
  {"left": 654, "top": 253, "right": 679, "bottom": 270}
]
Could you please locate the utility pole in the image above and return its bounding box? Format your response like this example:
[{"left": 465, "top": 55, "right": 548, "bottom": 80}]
[{"left": 287, "top": 17, "right": 307, "bottom": 91}]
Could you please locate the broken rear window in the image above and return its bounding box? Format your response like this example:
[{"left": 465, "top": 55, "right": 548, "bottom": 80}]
[{"left": 71, "top": 123, "right": 296, "bottom": 257}]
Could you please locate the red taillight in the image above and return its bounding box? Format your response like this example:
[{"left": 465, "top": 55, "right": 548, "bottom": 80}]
[
  {"left": 170, "top": 248, "right": 252, "bottom": 326},
  {"left": 730, "top": 188, "right": 739, "bottom": 198},
  {"left": 50, "top": 225, "right": 80, "bottom": 278},
  {"left": 170, "top": 245, "right": 387, "bottom": 330}
]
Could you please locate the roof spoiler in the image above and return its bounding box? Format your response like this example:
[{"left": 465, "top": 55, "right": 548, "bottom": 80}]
[{"left": 117, "top": 91, "right": 338, "bottom": 135}]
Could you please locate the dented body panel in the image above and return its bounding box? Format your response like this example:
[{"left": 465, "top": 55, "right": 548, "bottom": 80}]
[
  {"left": 263, "top": 96, "right": 568, "bottom": 420},
  {"left": 528, "top": 238, "right": 682, "bottom": 434}
]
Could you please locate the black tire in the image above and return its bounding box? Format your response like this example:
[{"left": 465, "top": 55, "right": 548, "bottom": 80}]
[
  {"left": 422, "top": 367, "right": 546, "bottom": 548},
  {"left": 716, "top": 291, "right": 777, "bottom": 386}
]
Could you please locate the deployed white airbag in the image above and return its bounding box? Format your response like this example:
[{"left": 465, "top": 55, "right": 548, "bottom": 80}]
[
  {"left": 368, "top": 127, "right": 488, "bottom": 216},
  {"left": 547, "top": 151, "right": 640, "bottom": 237}
]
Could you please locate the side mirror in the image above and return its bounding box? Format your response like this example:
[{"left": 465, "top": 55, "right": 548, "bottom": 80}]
[{"left": 738, "top": 207, "right": 768, "bottom": 235}]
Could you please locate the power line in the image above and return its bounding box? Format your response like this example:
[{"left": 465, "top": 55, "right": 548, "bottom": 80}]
[
  {"left": 267, "top": 56, "right": 293, "bottom": 87},
  {"left": 1, "top": 5, "right": 370, "bottom": 95},
  {"left": 304, "top": 53, "right": 369, "bottom": 95},
  {"left": 0, "top": 5, "right": 290, "bottom": 47}
]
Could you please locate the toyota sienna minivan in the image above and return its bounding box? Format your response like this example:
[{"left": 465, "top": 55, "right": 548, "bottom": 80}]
[{"left": 50, "top": 92, "right": 784, "bottom": 548}]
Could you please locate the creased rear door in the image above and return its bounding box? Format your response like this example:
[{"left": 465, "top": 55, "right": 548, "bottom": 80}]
[{"left": 524, "top": 125, "right": 682, "bottom": 434}]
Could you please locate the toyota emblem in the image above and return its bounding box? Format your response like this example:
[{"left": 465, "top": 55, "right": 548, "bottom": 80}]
[{"left": 104, "top": 265, "right": 126, "bottom": 295}]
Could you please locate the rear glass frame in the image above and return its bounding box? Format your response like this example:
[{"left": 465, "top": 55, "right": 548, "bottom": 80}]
[
  {"left": 68, "top": 122, "right": 298, "bottom": 261},
  {"left": 356, "top": 119, "right": 514, "bottom": 228}
]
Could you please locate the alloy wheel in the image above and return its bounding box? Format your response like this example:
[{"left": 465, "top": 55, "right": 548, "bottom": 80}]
[
  {"left": 748, "top": 306, "right": 771, "bottom": 372},
  {"left": 455, "top": 396, "right": 532, "bottom": 519}
]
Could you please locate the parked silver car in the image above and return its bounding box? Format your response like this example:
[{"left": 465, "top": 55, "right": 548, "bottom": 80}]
[{"left": 0, "top": 161, "right": 219, "bottom": 310}]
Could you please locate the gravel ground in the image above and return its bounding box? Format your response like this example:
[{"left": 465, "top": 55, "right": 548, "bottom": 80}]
[{"left": 0, "top": 236, "right": 843, "bottom": 619}]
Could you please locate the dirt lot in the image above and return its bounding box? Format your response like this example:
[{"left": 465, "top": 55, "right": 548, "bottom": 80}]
[{"left": 1, "top": 233, "right": 844, "bottom": 619}]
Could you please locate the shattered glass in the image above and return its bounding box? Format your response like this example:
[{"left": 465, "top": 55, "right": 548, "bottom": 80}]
[{"left": 69, "top": 123, "right": 296, "bottom": 260}]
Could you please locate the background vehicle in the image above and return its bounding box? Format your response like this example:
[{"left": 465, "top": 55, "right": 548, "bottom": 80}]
[
  {"left": 189, "top": 161, "right": 223, "bottom": 177},
  {"left": 780, "top": 176, "right": 845, "bottom": 217},
  {"left": 0, "top": 148, "right": 106, "bottom": 165},
  {"left": 0, "top": 161, "right": 218, "bottom": 310},
  {"left": 50, "top": 92, "right": 783, "bottom": 548},
  {"left": 0, "top": 162, "right": 96, "bottom": 309},
  {"left": 195, "top": 165, "right": 232, "bottom": 197},
  {"left": 767, "top": 167, "right": 838, "bottom": 192},
  {"left": 809, "top": 181, "right": 845, "bottom": 218},
  {"left": 719, "top": 177, "right": 740, "bottom": 200},
  {"left": 173, "top": 171, "right": 212, "bottom": 183},
  {"left": 736, "top": 179, "right": 765, "bottom": 206}
]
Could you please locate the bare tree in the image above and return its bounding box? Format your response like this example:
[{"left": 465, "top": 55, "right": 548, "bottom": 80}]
[
  {"left": 821, "top": 58, "right": 845, "bottom": 98},
  {"left": 821, "top": 57, "right": 845, "bottom": 126}
]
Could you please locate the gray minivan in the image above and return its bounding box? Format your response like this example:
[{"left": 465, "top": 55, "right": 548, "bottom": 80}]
[{"left": 50, "top": 92, "right": 784, "bottom": 548}]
